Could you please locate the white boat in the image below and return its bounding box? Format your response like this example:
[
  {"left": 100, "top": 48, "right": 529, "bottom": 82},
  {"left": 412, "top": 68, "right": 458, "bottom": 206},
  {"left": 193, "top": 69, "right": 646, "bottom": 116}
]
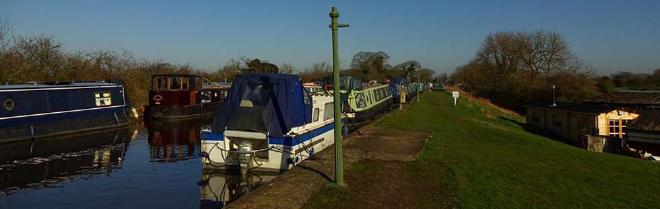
[
  {"left": 200, "top": 73, "right": 340, "bottom": 171},
  {"left": 303, "top": 82, "right": 328, "bottom": 96}
]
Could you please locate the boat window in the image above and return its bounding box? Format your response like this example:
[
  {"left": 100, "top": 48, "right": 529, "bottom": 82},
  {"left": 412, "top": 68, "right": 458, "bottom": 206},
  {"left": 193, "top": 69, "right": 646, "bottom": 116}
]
[
  {"left": 154, "top": 77, "right": 168, "bottom": 90},
  {"left": 326, "top": 76, "right": 363, "bottom": 90},
  {"left": 170, "top": 77, "right": 182, "bottom": 90},
  {"left": 228, "top": 83, "right": 272, "bottom": 133},
  {"left": 355, "top": 93, "right": 366, "bottom": 108},
  {"left": 3, "top": 99, "right": 15, "bottom": 111},
  {"left": 195, "top": 77, "right": 203, "bottom": 90},
  {"left": 181, "top": 78, "right": 190, "bottom": 90},
  {"left": 313, "top": 108, "right": 320, "bottom": 122},
  {"left": 324, "top": 102, "right": 334, "bottom": 120},
  {"left": 95, "top": 92, "right": 112, "bottom": 107},
  {"left": 239, "top": 84, "right": 271, "bottom": 108},
  {"left": 303, "top": 87, "right": 311, "bottom": 105}
]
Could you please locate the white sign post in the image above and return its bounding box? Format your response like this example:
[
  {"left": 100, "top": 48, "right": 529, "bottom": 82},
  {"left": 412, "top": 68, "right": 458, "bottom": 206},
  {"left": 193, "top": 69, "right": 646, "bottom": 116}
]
[{"left": 452, "top": 91, "right": 459, "bottom": 106}]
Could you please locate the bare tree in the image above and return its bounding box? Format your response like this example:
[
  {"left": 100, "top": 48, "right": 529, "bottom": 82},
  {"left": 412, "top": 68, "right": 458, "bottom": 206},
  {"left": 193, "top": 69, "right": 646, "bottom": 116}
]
[
  {"left": 216, "top": 58, "right": 242, "bottom": 81},
  {"left": 299, "top": 62, "right": 332, "bottom": 82},
  {"left": 280, "top": 63, "right": 294, "bottom": 74},
  {"left": 452, "top": 30, "right": 592, "bottom": 111},
  {"left": 0, "top": 18, "right": 9, "bottom": 50}
]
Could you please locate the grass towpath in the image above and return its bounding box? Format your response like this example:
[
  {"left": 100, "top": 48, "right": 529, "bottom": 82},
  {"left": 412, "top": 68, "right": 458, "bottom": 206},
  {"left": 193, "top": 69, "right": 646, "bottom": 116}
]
[{"left": 305, "top": 91, "right": 660, "bottom": 209}]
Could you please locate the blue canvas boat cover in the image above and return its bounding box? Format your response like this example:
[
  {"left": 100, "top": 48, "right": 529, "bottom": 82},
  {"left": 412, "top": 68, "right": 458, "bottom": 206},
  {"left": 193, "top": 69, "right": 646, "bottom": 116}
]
[
  {"left": 211, "top": 73, "right": 312, "bottom": 137},
  {"left": 389, "top": 78, "right": 407, "bottom": 98}
]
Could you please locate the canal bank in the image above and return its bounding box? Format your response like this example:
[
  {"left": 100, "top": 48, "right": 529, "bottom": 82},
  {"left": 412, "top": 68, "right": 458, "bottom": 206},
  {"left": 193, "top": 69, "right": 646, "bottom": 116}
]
[
  {"left": 315, "top": 91, "right": 660, "bottom": 209},
  {"left": 233, "top": 91, "right": 660, "bottom": 209},
  {"left": 224, "top": 123, "right": 433, "bottom": 209}
]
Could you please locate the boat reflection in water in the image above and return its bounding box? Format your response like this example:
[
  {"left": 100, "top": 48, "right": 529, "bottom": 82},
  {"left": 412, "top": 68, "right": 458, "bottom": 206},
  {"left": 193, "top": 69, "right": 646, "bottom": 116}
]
[
  {"left": 0, "top": 127, "right": 133, "bottom": 196},
  {"left": 199, "top": 169, "right": 276, "bottom": 209},
  {"left": 146, "top": 117, "right": 212, "bottom": 163}
]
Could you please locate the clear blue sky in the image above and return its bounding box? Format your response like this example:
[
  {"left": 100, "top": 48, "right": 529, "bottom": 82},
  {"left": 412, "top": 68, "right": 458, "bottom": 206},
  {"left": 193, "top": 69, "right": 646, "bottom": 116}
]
[{"left": 1, "top": 0, "right": 659, "bottom": 74}]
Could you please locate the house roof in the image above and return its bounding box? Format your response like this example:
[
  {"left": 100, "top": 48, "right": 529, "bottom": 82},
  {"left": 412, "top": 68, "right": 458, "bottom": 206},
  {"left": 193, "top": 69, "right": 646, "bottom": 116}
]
[
  {"left": 628, "top": 108, "right": 660, "bottom": 132},
  {"left": 526, "top": 103, "right": 619, "bottom": 115},
  {"left": 585, "top": 91, "right": 660, "bottom": 106}
]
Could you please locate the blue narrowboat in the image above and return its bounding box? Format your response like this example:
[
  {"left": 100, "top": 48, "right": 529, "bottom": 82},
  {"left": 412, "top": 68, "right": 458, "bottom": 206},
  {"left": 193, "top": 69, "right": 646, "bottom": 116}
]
[{"left": 0, "top": 81, "right": 132, "bottom": 143}]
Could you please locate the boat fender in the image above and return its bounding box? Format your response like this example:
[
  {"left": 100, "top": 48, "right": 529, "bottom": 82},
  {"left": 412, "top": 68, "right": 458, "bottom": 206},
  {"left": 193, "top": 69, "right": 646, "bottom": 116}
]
[
  {"left": 130, "top": 107, "right": 139, "bottom": 118},
  {"left": 199, "top": 151, "right": 210, "bottom": 158},
  {"left": 287, "top": 156, "right": 301, "bottom": 165}
]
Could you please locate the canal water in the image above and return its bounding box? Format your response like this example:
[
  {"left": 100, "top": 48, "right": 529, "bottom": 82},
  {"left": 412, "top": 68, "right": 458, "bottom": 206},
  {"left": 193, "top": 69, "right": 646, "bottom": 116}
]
[{"left": 0, "top": 118, "right": 275, "bottom": 209}]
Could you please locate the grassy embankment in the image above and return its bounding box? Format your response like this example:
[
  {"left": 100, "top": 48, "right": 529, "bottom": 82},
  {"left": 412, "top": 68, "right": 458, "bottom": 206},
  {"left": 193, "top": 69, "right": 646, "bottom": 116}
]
[{"left": 305, "top": 91, "right": 660, "bottom": 209}]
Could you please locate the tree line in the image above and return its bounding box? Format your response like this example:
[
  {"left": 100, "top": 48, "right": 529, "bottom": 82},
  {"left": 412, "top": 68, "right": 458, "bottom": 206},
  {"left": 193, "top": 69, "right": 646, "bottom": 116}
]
[
  {"left": 449, "top": 30, "right": 659, "bottom": 112},
  {"left": 0, "top": 21, "right": 436, "bottom": 109}
]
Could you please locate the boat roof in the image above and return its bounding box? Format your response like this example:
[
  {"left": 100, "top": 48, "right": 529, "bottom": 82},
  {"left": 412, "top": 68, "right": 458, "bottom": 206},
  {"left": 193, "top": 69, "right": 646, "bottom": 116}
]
[
  {"left": 0, "top": 82, "right": 122, "bottom": 90},
  {"left": 150, "top": 73, "right": 203, "bottom": 78},
  {"left": 526, "top": 102, "right": 622, "bottom": 115},
  {"left": 211, "top": 73, "right": 312, "bottom": 136}
]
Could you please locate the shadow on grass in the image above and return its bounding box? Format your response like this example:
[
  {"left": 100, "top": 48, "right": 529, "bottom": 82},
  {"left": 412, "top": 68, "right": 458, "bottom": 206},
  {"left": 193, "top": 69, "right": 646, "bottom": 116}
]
[
  {"left": 497, "top": 116, "right": 525, "bottom": 128},
  {"left": 299, "top": 164, "right": 333, "bottom": 182}
]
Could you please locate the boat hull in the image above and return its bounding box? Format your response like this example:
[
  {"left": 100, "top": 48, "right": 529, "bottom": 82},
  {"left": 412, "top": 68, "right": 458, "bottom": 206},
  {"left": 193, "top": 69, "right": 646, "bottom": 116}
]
[
  {"left": 145, "top": 103, "right": 220, "bottom": 120},
  {"left": 0, "top": 106, "right": 131, "bottom": 144},
  {"left": 627, "top": 130, "right": 660, "bottom": 156},
  {"left": 201, "top": 123, "right": 336, "bottom": 171}
]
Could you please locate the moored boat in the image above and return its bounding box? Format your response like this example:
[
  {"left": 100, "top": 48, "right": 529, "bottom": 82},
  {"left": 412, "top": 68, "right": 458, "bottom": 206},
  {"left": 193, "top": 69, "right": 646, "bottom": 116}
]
[
  {"left": 324, "top": 76, "right": 393, "bottom": 126},
  {"left": 625, "top": 109, "right": 660, "bottom": 156},
  {"left": 406, "top": 81, "right": 419, "bottom": 102},
  {"left": 200, "top": 73, "right": 338, "bottom": 171},
  {"left": 145, "top": 74, "right": 229, "bottom": 120},
  {"left": 303, "top": 82, "right": 328, "bottom": 96},
  {"left": 0, "top": 81, "right": 131, "bottom": 144},
  {"left": 389, "top": 78, "right": 416, "bottom": 105}
]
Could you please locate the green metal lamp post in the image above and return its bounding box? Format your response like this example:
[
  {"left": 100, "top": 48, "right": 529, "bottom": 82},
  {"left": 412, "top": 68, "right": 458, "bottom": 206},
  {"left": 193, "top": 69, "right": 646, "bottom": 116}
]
[{"left": 330, "top": 6, "right": 349, "bottom": 187}]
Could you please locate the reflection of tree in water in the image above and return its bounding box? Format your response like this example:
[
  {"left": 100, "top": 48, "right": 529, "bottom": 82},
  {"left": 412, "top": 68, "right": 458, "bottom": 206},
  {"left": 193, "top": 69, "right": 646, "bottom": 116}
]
[{"left": 199, "top": 170, "right": 275, "bottom": 209}]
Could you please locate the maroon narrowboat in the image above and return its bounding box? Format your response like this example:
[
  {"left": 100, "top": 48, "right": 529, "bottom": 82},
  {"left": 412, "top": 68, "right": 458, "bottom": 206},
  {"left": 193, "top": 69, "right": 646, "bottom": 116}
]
[{"left": 144, "top": 74, "right": 228, "bottom": 120}]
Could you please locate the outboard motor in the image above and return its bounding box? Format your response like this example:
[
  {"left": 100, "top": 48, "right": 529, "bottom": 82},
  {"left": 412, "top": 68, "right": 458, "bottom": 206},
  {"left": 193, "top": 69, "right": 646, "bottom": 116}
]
[{"left": 237, "top": 141, "right": 253, "bottom": 173}]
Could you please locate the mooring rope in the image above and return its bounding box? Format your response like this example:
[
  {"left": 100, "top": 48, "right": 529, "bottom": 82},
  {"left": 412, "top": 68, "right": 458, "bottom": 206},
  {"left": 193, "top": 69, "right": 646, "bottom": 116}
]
[{"left": 202, "top": 141, "right": 313, "bottom": 170}]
